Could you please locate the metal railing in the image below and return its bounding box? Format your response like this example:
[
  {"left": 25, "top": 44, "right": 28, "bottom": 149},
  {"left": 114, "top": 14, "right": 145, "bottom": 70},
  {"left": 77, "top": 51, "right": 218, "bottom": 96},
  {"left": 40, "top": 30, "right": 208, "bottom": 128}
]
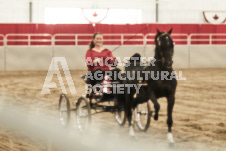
[
  {"left": 0, "top": 34, "right": 4, "bottom": 46},
  {"left": 189, "top": 33, "right": 226, "bottom": 45},
  {"left": 5, "top": 34, "right": 52, "bottom": 46},
  {"left": 53, "top": 34, "right": 78, "bottom": 45},
  {"left": 0, "top": 33, "right": 226, "bottom": 46},
  {"left": 53, "top": 33, "right": 145, "bottom": 46},
  {"left": 144, "top": 33, "right": 189, "bottom": 45}
]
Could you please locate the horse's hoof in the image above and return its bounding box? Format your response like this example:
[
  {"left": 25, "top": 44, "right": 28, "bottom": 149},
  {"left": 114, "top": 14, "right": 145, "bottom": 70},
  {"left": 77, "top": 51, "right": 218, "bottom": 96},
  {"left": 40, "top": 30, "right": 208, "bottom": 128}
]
[
  {"left": 154, "top": 115, "right": 158, "bottom": 121},
  {"left": 168, "top": 142, "right": 176, "bottom": 148}
]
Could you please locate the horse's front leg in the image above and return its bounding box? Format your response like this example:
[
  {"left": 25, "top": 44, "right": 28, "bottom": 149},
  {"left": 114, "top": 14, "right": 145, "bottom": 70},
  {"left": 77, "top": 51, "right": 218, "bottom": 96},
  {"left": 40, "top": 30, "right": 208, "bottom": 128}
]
[
  {"left": 167, "top": 95, "right": 175, "bottom": 145},
  {"left": 125, "top": 93, "right": 136, "bottom": 139},
  {"left": 149, "top": 92, "right": 160, "bottom": 121},
  {"left": 129, "top": 107, "right": 136, "bottom": 139}
]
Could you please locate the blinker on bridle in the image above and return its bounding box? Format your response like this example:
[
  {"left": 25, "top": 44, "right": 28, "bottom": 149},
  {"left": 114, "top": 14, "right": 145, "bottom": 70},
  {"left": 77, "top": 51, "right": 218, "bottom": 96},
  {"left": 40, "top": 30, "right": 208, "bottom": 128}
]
[{"left": 156, "top": 32, "right": 169, "bottom": 43}]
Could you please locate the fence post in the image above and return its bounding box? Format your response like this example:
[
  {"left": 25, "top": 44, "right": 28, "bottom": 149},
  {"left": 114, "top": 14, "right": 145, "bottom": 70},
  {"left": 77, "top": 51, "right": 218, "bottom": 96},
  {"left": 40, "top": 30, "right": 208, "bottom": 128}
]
[
  {"left": 74, "top": 34, "right": 77, "bottom": 46},
  {"left": 4, "top": 35, "right": 7, "bottom": 71},
  {"left": 209, "top": 34, "right": 212, "bottom": 45},
  {"left": 121, "top": 34, "right": 123, "bottom": 45},
  {"left": 188, "top": 34, "right": 192, "bottom": 68}
]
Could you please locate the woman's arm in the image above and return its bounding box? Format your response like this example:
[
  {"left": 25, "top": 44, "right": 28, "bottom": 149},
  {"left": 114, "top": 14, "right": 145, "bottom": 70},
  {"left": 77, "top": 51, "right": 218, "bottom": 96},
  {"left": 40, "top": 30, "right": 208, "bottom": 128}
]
[
  {"left": 85, "top": 50, "right": 93, "bottom": 71},
  {"left": 105, "top": 50, "right": 118, "bottom": 67}
]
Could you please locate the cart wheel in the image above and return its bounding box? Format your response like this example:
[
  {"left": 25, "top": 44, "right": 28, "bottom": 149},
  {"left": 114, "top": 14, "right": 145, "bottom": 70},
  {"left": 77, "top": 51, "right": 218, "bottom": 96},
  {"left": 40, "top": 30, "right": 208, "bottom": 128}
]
[
  {"left": 114, "top": 99, "right": 126, "bottom": 126},
  {"left": 76, "top": 97, "right": 91, "bottom": 132},
  {"left": 59, "top": 93, "right": 70, "bottom": 127},
  {"left": 135, "top": 101, "right": 152, "bottom": 131}
]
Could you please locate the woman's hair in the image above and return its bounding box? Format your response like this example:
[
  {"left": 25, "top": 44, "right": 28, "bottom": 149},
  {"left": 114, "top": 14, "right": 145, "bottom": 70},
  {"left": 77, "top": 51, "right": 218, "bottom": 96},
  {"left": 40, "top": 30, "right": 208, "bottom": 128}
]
[{"left": 89, "top": 32, "right": 102, "bottom": 50}]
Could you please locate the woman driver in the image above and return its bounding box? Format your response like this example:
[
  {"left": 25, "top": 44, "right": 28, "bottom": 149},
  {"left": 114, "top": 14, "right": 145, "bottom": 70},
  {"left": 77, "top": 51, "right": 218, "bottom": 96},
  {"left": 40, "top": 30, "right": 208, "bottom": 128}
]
[
  {"left": 85, "top": 32, "right": 118, "bottom": 96},
  {"left": 85, "top": 32, "right": 115, "bottom": 72}
]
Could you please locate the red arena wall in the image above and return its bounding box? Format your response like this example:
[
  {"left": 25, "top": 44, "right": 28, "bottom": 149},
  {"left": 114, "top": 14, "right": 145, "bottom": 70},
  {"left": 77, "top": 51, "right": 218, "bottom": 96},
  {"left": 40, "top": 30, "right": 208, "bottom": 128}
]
[
  {"left": 0, "top": 24, "right": 226, "bottom": 46},
  {"left": 0, "top": 23, "right": 226, "bottom": 35}
]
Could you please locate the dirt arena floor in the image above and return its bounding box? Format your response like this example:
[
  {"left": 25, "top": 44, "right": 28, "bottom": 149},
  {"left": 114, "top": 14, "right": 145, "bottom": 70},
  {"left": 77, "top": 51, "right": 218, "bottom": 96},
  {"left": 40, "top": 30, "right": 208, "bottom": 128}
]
[{"left": 0, "top": 68, "right": 225, "bottom": 151}]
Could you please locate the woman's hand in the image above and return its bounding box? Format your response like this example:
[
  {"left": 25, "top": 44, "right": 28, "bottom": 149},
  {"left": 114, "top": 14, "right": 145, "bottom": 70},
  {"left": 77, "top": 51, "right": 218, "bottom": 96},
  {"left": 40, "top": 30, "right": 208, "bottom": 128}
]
[{"left": 111, "top": 57, "right": 118, "bottom": 67}]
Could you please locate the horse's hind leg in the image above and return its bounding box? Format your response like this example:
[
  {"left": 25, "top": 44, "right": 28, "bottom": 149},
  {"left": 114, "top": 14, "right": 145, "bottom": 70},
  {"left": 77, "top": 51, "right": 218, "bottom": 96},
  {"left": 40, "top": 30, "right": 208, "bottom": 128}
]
[
  {"left": 128, "top": 108, "right": 136, "bottom": 139},
  {"left": 125, "top": 94, "right": 136, "bottom": 139},
  {"left": 167, "top": 95, "right": 175, "bottom": 145},
  {"left": 149, "top": 92, "right": 160, "bottom": 121}
]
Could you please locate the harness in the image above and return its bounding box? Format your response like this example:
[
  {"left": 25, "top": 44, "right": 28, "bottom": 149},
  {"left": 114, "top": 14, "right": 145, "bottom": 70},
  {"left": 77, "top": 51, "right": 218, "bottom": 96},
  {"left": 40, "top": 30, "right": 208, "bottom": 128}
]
[
  {"left": 134, "top": 32, "right": 172, "bottom": 92},
  {"left": 156, "top": 32, "right": 169, "bottom": 42}
]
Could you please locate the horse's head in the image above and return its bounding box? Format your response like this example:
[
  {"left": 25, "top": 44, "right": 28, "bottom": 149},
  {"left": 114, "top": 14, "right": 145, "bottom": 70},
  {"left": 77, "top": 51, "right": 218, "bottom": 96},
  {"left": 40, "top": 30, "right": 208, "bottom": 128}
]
[{"left": 155, "top": 28, "right": 174, "bottom": 69}]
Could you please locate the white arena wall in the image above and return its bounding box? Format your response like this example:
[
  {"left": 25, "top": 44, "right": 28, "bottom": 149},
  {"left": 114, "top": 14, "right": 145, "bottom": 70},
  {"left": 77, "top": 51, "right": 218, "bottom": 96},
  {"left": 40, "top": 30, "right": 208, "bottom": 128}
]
[
  {"left": 0, "top": 45, "right": 225, "bottom": 71},
  {"left": 189, "top": 46, "right": 226, "bottom": 68},
  {"left": 0, "top": 0, "right": 225, "bottom": 23},
  {"left": 6, "top": 46, "right": 53, "bottom": 71}
]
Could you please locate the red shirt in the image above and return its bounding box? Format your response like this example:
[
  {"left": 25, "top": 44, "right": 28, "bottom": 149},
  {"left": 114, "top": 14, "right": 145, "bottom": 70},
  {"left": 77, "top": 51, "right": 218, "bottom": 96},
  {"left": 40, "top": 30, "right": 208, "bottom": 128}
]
[{"left": 85, "top": 49, "right": 115, "bottom": 71}]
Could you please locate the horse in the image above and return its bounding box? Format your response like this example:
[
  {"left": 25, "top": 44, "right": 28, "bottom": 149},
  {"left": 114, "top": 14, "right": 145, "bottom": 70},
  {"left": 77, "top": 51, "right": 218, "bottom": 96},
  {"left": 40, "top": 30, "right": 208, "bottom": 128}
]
[{"left": 122, "top": 28, "right": 177, "bottom": 145}]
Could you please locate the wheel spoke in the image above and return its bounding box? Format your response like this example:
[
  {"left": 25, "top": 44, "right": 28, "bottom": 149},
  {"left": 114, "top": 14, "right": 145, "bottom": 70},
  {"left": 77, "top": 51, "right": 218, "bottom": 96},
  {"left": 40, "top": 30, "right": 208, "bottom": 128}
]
[
  {"left": 76, "top": 97, "right": 91, "bottom": 132},
  {"left": 115, "top": 106, "right": 126, "bottom": 126},
  {"left": 135, "top": 102, "right": 151, "bottom": 131},
  {"left": 59, "top": 94, "right": 70, "bottom": 127}
]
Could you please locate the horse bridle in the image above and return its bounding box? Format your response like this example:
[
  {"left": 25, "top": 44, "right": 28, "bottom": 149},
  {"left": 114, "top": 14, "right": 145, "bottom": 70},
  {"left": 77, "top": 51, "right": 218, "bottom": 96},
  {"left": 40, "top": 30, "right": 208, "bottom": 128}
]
[
  {"left": 156, "top": 32, "right": 169, "bottom": 43},
  {"left": 155, "top": 32, "right": 173, "bottom": 69}
]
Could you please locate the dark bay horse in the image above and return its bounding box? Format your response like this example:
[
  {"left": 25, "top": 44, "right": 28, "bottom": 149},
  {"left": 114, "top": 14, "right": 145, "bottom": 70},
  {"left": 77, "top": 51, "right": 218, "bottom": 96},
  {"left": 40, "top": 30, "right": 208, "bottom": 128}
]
[{"left": 123, "top": 29, "right": 177, "bottom": 145}]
